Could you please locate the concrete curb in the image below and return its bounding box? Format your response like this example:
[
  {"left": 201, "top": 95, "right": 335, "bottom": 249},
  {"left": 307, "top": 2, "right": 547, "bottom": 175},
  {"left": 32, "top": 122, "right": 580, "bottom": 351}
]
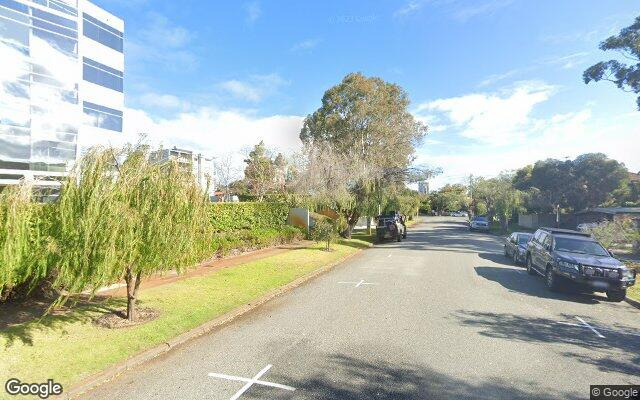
[
  {"left": 625, "top": 296, "right": 640, "bottom": 310},
  {"left": 65, "top": 246, "right": 366, "bottom": 399}
]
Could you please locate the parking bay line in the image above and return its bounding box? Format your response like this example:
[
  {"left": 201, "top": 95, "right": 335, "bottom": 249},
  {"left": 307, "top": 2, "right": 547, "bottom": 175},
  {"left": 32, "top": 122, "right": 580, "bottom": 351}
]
[
  {"left": 208, "top": 364, "right": 295, "bottom": 400},
  {"left": 554, "top": 315, "right": 640, "bottom": 339}
]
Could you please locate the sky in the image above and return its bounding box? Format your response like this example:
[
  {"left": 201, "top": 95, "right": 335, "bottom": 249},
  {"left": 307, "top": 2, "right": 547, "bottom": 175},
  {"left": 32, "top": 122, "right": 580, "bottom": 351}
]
[{"left": 93, "top": 0, "right": 640, "bottom": 189}]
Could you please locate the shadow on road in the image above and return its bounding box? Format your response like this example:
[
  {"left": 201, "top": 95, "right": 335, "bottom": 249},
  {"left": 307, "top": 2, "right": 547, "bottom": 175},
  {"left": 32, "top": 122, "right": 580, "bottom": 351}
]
[
  {"left": 474, "top": 265, "right": 611, "bottom": 305},
  {"left": 452, "top": 310, "right": 640, "bottom": 377},
  {"left": 249, "top": 353, "right": 582, "bottom": 400}
]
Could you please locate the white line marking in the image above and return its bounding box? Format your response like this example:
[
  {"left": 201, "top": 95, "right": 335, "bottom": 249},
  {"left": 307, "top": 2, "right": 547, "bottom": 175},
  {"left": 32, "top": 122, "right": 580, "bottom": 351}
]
[
  {"left": 576, "top": 316, "right": 605, "bottom": 338},
  {"left": 556, "top": 321, "right": 640, "bottom": 337},
  {"left": 338, "top": 280, "right": 379, "bottom": 288},
  {"left": 387, "top": 254, "right": 392, "bottom": 258},
  {"left": 208, "top": 365, "right": 295, "bottom": 400}
]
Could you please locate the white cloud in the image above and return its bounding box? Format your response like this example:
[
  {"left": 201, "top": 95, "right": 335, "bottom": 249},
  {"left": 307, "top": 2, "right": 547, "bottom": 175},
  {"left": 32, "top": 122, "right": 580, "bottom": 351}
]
[
  {"left": 291, "top": 38, "right": 321, "bottom": 52},
  {"left": 126, "top": 12, "right": 197, "bottom": 72},
  {"left": 104, "top": 107, "right": 305, "bottom": 160},
  {"left": 218, "top": 73, "right": 289, "bottom": 102},
  {"left": 417, "top": 107, "right": 640, "bottom": 190},
  {"left": 416, "top": 81, "right": 556, "bottom": 144},
  {"left": 393, "top": 1, "right": 424, "bottom": 18},
  {"left": 245, "top": 1, "right": 261, "bottom": 24},
  {"left": 137, "top": 93, "right": 191, "bottom": 111}
]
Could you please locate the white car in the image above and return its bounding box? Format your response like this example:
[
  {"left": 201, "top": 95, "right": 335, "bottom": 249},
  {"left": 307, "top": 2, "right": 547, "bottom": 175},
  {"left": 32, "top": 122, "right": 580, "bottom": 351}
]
[{"left": 469, "top": 216, "right": 490, "bottom": 231}]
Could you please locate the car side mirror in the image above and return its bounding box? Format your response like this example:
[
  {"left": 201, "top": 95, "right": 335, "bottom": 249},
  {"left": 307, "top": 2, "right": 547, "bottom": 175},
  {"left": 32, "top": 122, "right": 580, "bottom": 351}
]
[
  {"left": 608, "top": 249, "right": 615, "bottom": 257},
  {"left": 544, "top": 243, "right": 551, "bottom": 251}
]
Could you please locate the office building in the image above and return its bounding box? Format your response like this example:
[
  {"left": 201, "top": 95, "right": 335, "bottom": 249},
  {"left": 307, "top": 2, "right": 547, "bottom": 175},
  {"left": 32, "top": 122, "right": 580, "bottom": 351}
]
[{"left": 0, "top": 0, "right": 124, "bottom": 188}]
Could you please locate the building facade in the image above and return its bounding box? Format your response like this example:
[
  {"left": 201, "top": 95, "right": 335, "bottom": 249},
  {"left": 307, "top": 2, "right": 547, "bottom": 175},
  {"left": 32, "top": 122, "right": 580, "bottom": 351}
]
[
  {"left": 149, "top": 147, "right": 215, "bottom": 196},
  {"left": 0, "top": 0, "right": 124, "bottom": 188},
  {"left": 418, "top": 180, "right": 429, "bottom": 195}
]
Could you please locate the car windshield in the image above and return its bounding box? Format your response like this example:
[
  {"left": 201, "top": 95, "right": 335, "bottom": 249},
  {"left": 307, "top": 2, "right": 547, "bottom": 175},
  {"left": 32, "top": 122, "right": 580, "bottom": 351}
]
[
  {"left": 517, "top": 234, "right": 532, "bottom": 245},
  {"left": 473, "top": 217, "right": 488, "bottom": 222},
  {"left": 554, "top": 237, "right": 609, "bottom": 256}
]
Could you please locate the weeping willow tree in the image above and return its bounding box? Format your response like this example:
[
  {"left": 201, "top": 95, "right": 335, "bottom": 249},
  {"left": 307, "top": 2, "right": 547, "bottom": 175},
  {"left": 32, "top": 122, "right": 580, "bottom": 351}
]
[
  {"left": 53, "top": 145, "right": 212, "bottom": 321},
  {"left": 0, "top": 184, "right": 53, "bottom": 300}
]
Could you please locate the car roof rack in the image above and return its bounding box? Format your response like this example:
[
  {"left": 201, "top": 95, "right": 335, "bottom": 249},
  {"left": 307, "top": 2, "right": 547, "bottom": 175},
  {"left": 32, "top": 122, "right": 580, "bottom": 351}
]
[{"left": 539, "top": 227, "right": 591, "bottom": 237}]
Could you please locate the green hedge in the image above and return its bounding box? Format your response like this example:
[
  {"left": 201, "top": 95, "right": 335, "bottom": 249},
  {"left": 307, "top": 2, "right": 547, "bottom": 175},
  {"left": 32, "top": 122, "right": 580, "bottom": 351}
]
[
  {"left": 209, "top": 202, "right": 289, "bottom": 232},
  {"left": 211, "top": 226, "right": 304, "bottom": 257}
]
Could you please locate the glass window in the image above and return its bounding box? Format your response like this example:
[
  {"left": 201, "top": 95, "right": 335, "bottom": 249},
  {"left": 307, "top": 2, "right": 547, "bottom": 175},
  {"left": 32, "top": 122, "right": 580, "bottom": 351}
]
[
  {"left": 83, "top": 57, "right": 123, "bottom": 77},
  {"left": 554, "top": 237, "right": 609, "bottom": 256},
  {"left": 33, "top": 18, "right": 77, "bottom": 38},
  {"left": 48, "top": 0, "right": 77, "bottom": 17},
  {"left": 83, "top": 102, "right": 123, "bottom": 132},
  {"left": 82, "top": 58, "right": 123, "bottom": 92},
  {"left": 32, "top": 8, "right": 77, "bottom": 30},
  {"left": 0, "top": 8, "right": 30, "bottom": 49},
  {"left": 32, "top": 28, "right": 78, "bottom": 56},
  {"left": 0, "top": 133, "right": 30, "bottom": 161},
  {"left": 0, "top": 0, "right": 28, "bottom": 13},
  {"left": 82, "top": 14, "right": 123, "bottom": 52}
]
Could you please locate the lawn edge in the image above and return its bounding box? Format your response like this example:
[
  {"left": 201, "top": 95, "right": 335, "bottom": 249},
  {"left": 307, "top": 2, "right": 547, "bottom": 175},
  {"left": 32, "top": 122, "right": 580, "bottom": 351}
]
[
  {"left": 65, "top": 245, "right": 367, "bottom": 399},
  {"left": 625, "top": 295, "right": 640, "bottom": 310}
]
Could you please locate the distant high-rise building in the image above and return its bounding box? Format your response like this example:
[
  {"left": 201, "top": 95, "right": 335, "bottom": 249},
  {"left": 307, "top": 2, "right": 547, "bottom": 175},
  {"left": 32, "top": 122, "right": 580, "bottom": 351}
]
[
  {"left": 149, "top": 147, "right": 215, "bottom": 195},
  {"left": 418, "top": 180, "right": 429, "bottom": 195},
  {"left": 0, "top": 0, "right": 124, "bottom": 188}
]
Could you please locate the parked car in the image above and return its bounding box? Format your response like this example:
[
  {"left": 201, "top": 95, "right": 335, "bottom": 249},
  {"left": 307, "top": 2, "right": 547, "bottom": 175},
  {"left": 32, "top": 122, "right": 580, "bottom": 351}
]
[
  {"left": 469, "top": 216, "right": 490, "bottom": 232},
  {"left": 504, "top": 232, "right": 533, "bottom": 264},
  {"left": 525, "top": 227, "right": 636, "bottom": 302},
  {"left": 376, "top": 213, "right": 407, "bottom": 242},
  {"left": 576, "top": 222, "right": 599, "bottom": 232}
]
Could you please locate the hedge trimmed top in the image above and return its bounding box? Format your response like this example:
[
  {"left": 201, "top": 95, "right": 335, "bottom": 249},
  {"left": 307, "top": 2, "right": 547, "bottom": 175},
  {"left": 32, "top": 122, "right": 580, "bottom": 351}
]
[{"left": 209, "top": 202, "right": 289, "bottom": 232}]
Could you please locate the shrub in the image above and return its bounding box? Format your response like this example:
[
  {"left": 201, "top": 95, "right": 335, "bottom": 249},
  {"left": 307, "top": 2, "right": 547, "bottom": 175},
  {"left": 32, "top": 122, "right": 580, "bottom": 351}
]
[
  {"left": 209, "top": 202, "right": 289, "bottom": 232},
  {"left": 0, "top": 185, "right": 52, "bottom": 300},
  {"left": 311, "top": 218, "right": 338, "bottom": 251}
]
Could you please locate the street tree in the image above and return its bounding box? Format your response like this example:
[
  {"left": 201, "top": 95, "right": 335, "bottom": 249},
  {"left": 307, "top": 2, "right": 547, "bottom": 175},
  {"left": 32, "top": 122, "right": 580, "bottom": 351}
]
[
  {"left": 53, "top": 146, "right": 212, "bottom": 322},
  {"left": 214, "top": 153, "right": 241, "bottom": 201},
  {"left": 243, "top": 141, "right": 277, "bottom": 201},
  {"left": 584, "top": 15, "right": 640, "bottom": 110},
  {"left": 569, "top": 153, "right": 628, "bottom": 210},
  {"left": 299, "top": 72, "right": 427, "bottom": 236}
]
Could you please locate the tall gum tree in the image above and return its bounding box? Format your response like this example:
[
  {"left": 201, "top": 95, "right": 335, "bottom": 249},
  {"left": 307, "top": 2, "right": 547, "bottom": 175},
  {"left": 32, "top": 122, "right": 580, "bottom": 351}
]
[{"left": 299, "top": 73, "right": 427, "bottom": 237}]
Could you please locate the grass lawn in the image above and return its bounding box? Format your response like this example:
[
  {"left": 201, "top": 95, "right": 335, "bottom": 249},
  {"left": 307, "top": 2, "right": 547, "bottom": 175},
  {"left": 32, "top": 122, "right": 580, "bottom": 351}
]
[
  {"left": 629, "top": 284, "right": 640, "bottom": 303},
  {"left": 0, "top": 238, "right": 370, "bottom": 395}
]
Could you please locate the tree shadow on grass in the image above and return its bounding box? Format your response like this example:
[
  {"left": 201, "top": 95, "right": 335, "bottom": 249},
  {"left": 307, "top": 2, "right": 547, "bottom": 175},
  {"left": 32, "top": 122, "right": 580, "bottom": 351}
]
[
  {"left": 247, "top": 353, "right": 582, "bottom": 399},
  {"left": 0, "top": 295, "right": 127, "bottom": 347}
]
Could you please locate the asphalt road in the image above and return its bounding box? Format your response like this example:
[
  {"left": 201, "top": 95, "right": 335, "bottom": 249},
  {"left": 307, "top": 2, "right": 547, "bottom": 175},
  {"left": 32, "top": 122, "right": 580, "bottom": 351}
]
[{"left": 86, "top": 217, "right": 640, "bottom": 400}]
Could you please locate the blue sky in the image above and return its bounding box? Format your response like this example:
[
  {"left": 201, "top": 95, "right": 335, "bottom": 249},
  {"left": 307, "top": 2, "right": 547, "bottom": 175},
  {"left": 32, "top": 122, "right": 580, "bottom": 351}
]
[{"left": 95, "top": 0, "right": 640, "bottom": 188}]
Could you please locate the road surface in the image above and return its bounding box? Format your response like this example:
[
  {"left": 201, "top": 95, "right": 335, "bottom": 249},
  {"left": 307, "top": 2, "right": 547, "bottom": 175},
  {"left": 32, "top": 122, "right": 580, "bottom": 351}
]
[{"left": 86, "top": 217, "right": 640, "bottom": 400}]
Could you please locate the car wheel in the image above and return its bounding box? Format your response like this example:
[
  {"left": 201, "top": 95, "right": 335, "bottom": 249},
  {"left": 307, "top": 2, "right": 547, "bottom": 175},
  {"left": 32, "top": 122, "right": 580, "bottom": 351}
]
[
  {"left": 526, "top": 256, "right": 536, "bottom": 275},
  {"left": 606, "top": 289, "right": 626, "bottom": 302},
  {"left": 403, "top": 231, "right": 407, "bottom": 239},
  {"left": 504, "top": 246, "right": 508, "bottom": 257},
  {"left": 545, "top": 266, "right": 560, "bottom": 292},
  {"left": 512, "top": 251, "right": 518, "bottom": 265}
]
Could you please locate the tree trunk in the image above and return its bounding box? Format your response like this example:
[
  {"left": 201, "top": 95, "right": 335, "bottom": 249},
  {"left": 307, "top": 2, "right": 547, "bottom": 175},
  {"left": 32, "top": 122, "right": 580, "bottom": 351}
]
[
  {"left": 366, "top": 217, "right": 372, "bottom": 236},
  {"left": 501, "top": 215, "right": 508, "bottom": 234},
  {"left": 342, "top": 211, "right": 360, "bottom": 239},
  {"left": 125, "top": 267, "right": 142, "bottom": 322}
]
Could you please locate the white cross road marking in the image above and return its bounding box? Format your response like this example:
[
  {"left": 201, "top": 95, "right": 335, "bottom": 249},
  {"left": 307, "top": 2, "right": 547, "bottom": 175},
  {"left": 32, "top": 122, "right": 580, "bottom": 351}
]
[
  {"left": 208, "top": 364, "right": 295, "bottom": 400},
  {"left": 575, "top": 316, "right": 606, "bottom": 338},
  {"left": 338, "top": 279, "right": 379, "bottom": 288}
]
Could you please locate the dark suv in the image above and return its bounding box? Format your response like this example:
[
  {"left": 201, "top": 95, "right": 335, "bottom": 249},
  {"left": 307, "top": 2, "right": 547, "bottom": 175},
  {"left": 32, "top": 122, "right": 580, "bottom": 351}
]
[
  {"left": 376, "top": 213, "right": 407, "bottom": 242},
  {"left": 525, "top": 227, "right": 636, "bottom": 302}
]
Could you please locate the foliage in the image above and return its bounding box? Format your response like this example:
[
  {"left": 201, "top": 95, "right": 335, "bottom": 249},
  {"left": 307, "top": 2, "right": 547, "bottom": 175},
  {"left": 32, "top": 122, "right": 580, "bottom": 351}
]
[
  {"left": 311, "top": 218, "right": 339, "bottom": 251},
  {"left": 584, "top": 16, "right": 640, "bottom": 110},
  {"left": 209, "top": 202, "right": 289, "bottom": 232},
  {"left": 418, "top": 195, "right": 431, "bottom": 214},
  {"left": 1, "top": 238, "right": 369, "bottom": 390},
  {"left": 0, "top": 185, "right": 53, "bottom": 300},
  {"left": 430, "top": 184, "right": 469, "bottom": 213},
  {"left": 383, "top": 188, "right": 421, "bottom": 218},
  {"left": 53, "top": 146, "right": 213, "bottom": 321},
  {"left": 243, "top": 141, "right": 286, "bottom": 201},
  {"left": 587, "top": 217, "right": 639, "bottom": 253},
  {"left": 298, "top": 72, "right": 427, "bottom": 237},
  {"left": 210, "top": 226, "right": 304, "bottom": 256},
  {"left": 514, "top": 153, "right": 628, "bottom": 212}
]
